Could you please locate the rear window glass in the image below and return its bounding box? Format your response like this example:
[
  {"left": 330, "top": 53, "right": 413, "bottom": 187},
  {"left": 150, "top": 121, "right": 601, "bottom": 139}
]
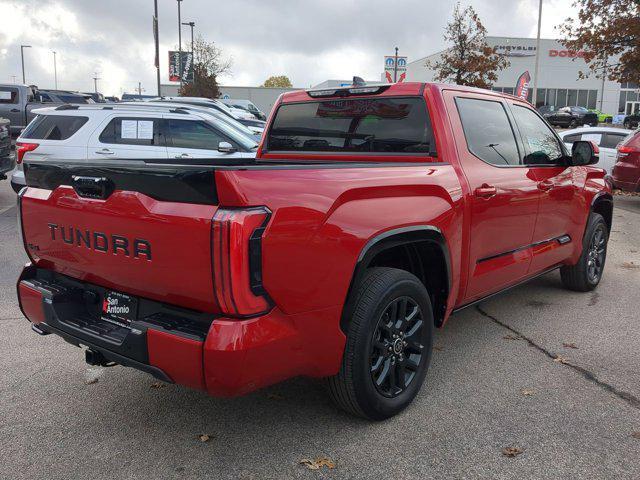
[
  {"left": 21, "top": 115, "right": 88, "bottom": 140},
  {"left": 99, "top": 117, "right": 163, "bottom": 146},
  {"left": 0, "top": 87, "right": 19, "bottom": 104},
  {"left": 456, "top": 97, "right": 520, "bottom": 166},
  {"left": 267, "top": 97, "right": 435, "bottom": 154}
]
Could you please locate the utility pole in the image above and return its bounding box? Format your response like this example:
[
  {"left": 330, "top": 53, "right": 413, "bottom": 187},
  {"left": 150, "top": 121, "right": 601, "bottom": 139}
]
[
  {"left": 181, "top": 21, "right": 195, "bottom": 85},
  {"left": 393, "top": 46, "right": 399, "bottom": 83},
  {"left": 52, "top": 51, "right": 58, "bottom": 89},
  {"left": 138, "top": 82, "right": 143, "bottom": 96},
  {"left": 177, "top": 0, "right": 183, "bottom": 89},
  {"left": 599, "top": 58, "right": 607, "bottom": 111},
  {"left": 20, "top": 45, "right": 32, "bottom": 84},
  {"left": 531, "top": 0, "right": 543, "bottom": 106},
  {"left": 93, "top": 72, "right": 100, "bottom": 93},
  {"left": 153, "top": 0, "right": 161, "bottom": 96}
]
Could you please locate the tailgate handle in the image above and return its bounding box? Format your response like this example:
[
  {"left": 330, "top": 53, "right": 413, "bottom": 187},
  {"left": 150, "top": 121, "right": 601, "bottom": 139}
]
[{"left": 71, "top": 176, "right": 115, "bottom": 199}]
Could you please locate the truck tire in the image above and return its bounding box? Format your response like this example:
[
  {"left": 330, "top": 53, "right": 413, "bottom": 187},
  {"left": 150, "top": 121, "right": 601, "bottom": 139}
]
[
  {"left": 327, "top": 267, "right": 433, "bottom": 420},
  {"left": 560, "top": 213, "right": 608, "bottom": 292}
]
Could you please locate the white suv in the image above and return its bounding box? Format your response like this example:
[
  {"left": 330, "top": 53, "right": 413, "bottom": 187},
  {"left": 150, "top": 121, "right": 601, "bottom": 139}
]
[{"left": 11, "top": 103, "right": 259, "bottom": 192}]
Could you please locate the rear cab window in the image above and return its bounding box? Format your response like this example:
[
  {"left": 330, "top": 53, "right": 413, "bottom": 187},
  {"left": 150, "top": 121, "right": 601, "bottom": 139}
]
[
  {"left": 21, "top": 114, "right": 88, "bottom": 140},
  {"left": 267, "top": 97, "right": 436, "bottom": 156}
]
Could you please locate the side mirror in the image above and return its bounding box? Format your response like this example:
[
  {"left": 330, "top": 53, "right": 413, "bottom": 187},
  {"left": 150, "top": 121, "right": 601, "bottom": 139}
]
[
  {"left": 218, "top": 141, "right": 237, "bottom": 154},
  {"left": 571, "top": 140, "right": 599, "bottom": 166}
]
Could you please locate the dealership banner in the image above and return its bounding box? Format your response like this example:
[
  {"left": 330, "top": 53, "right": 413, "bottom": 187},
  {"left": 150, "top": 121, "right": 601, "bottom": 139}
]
[
  {"left": 515, "top": 71, "right": 531, "bottom": 101},
  {"left": 384, "top": 56, "right": 407, "bottom": 83},
  {"left": 168, "top": 51, "right": 194, "bottom": 83}
]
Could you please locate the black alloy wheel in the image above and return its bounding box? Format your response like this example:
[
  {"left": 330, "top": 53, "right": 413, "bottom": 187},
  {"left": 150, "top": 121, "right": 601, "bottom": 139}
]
[
  {"left": 586, "top": 224, "right": 607, "bottom": 284},
  {"left": 369, "top": 296, "right": 425, "bottom": 398}
]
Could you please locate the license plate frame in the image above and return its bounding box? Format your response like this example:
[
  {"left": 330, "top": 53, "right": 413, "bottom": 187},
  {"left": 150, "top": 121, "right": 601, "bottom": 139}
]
[{"left": 102, "top": 290, "right": 137, "bottom": 327}]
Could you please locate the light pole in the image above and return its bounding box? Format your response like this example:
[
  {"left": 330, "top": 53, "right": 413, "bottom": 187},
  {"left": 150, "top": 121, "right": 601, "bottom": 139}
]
[
  {"left": 531, "top": 0, "right": 543, "bottom": 107},
  {"left": 177, "top": 0, "right": 183, "bottom": 89},
  {"left": 93, "top": 72, "right": 100, "bottom": 93},
  {"left": 182, "top": 21, "right": 195, "bottom": 85},
  {"left": 153, "top": 0, "right": 161, "bottom": 97},
  {"left": 20, "top": 45, "right": 31, "bottom": 84},
  {"left": 52, "top": 51, "right": 58, "bottom": 89},
  {"left": 393, "top": 46, "right": 399, "bottom": 83}
]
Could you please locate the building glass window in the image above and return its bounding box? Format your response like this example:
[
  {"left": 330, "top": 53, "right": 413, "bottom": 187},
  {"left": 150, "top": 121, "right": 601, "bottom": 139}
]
[
  {"left": 577, "top": 90, "right": 588, "bottom": 107},
  {"left": 503, "top": 87, "right": 514, "bottom": 95},
  {"left": 567, "top": 89, "right": 578, "bottom": 106},
  {"left": 547, "top": 89, "right": 556, "bottom": 107},
  {"left": 527, "top": 88, "right": 533, "bottom": 104},
  {"left": 536, "top": 88, "right": 545, "bottom": 107},
  {"left": 587, "top": 90, "right": 598, "bottom": 110},
  {"left": 556, "top": 89, "right": 567, "bottom": 107},
  {"left": 619, "top": 91, "right": 627, "bottom": 113}
]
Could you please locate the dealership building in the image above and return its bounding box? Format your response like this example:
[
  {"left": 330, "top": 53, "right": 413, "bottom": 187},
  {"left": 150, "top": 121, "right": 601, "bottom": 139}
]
[{"left": 406, "top": 36, "right": 639, "bottom": 116}]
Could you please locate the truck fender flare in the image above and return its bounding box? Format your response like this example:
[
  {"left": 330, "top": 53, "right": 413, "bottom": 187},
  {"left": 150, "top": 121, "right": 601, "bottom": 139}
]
[{"left": 342, "top": 225, "right": 452, "bottom": 330}]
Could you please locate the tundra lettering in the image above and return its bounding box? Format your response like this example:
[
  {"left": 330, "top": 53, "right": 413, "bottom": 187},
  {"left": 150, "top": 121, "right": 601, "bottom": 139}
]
[
  {"left": 18, "top": 82, "right": 612, "bottom": 420},
  {"left": 46, "top": 223, "right": 152, "bottom": 260}
]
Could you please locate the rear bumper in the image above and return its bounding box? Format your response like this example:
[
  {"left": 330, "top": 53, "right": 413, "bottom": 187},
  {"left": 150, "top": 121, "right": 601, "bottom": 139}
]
[{"left": 17, "top": 266, "right": 345, "bottom": 397}]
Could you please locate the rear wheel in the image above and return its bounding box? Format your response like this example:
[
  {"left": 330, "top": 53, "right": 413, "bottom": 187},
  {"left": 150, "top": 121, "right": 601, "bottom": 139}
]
[
  {"left": 560, "top": 213, "right": 608, "bottom": 291},
  {"left": 327, "top": 268, "right": 433, "bottom": 420},
  {"left": 570, "top": 119, "right": 578, "bottom": 128}
]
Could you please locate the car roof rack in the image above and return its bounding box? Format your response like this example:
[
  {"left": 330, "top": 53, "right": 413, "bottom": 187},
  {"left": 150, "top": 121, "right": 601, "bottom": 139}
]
[{"left": 54, "top": 104, "right": 80, "bottom": 110}]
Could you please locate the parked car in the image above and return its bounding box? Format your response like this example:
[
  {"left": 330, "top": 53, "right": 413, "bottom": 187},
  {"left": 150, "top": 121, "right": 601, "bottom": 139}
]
[
  {"left": 82, "top": 92, "right": 106, "bottom": 103},
  {"left": 611, "top": 129, "right": 640, "bottom": 192},
  {"left": 10, "top": 103, "right": 258, "bottom": 192},
  {"left": 0, "top": 84, "right": 93, "bottom": 136},
  {"left": 545, "top": 106, "right": 599, "bottom": 128},
  {"left": 558, "top": 127, "right": 632, "bottom": 174},
  {"left": 0, "top": 117, "right": 13, "bottom": 181},
  {"left": 104, "top": 96, "right": 120, "bottom": 103},
  {"left": 121, "top": 93, "right": 158, "bottom": 101},
  {"left": 537, "top": 105, "right": 557, "bottom": 118},
  {"left": 134, "top": 101, "right": 262, "bottom": 141},
  {"left": 16, "top": 82, "right": 611, "bottom": 420},
  {"left": 38, "top": 90, "right": 94, "bottom": 104},
  {"left": 155, "top": 97, "right": 266, "bottom": 134},
  {"left": 221, "top": 98, "right": 267, "bottom": 120},
  {"left": 589, "top": 109, "right": 613, "bottom": 123},
  {"left": 623, "top": 113, "right": 640, "bottom": 129}
]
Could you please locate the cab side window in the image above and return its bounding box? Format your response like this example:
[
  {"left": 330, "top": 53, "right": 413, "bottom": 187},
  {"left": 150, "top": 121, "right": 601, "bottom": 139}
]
[
  {"left": 456, "top": 97, "right": 521, "bottom": 166},
  {"left": 99, "top": 117, "right": 164, "bottom": 146},
  {"left": 512, "top": 105, "right": 563, "bottom": 165}
]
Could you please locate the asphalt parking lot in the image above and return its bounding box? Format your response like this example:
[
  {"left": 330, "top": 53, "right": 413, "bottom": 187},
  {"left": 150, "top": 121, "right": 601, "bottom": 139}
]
[{"left": 1, "top": 179, "right": 639, "bottom": 479}]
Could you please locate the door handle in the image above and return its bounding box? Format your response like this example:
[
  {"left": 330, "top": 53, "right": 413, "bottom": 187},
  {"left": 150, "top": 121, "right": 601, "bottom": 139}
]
[
  {"left": 10, "top": 108, "right": 20, "bottom": 113},
  {"left": 95, "top": 149, "right": 115, "bottom": 155},
  {"left": 174, "top": 153, "right": 192, "bottom": 158},
  {"left": 474, "top": 183, "right": 497, "bottom": 198},
  {"left": 537, "top": 180, "right": 554, "bottom": 191}
]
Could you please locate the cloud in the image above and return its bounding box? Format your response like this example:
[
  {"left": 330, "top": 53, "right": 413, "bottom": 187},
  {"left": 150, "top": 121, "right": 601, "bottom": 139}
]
[{"left": 0, "top": 0, "right": 577, "bottom": 96}]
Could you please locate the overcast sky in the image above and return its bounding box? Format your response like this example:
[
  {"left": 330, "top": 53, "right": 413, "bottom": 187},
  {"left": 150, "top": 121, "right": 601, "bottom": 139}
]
[{"left": 0, "top": 0, "right": 577, "bottom": 96}]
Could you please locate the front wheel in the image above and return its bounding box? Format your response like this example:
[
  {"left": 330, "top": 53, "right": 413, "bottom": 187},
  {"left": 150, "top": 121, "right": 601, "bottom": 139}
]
[
  {"left": 327, "top": 268, "right": 434, "bottom": 420},
  {"left": 560, "top": 213, "right": 608, "bottom": 291}
]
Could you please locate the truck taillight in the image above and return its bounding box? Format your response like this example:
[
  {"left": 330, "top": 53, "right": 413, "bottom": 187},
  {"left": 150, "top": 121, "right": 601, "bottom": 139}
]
[
  {"left": 212, "top": 207, "right": 272, "bottom": 317},
  {"left": 16, "top": 142, "right": 39, "bottom": 164}
]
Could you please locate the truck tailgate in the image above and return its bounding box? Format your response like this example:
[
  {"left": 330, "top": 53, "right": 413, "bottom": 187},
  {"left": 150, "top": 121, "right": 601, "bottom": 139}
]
[{"left": 20, "top": 161, "right": 220, "bottom": 313}]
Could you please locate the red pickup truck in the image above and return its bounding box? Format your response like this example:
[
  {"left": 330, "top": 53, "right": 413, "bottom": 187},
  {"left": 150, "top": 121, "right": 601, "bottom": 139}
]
[{"left": 17, "top": 82, "right": 612, "bottom": 419}]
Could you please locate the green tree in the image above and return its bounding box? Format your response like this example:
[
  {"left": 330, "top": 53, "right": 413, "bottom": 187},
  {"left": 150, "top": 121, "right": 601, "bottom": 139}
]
[
  {"left": 559, "top": 0, "right": 640, "bottom": 82},
  {"left": 179, "top": 34, "right": 232, "bottom": 98},
  {"left": 426, "top": 3, "right": 509, "bottom": 88},
  {"left": 262, "top": 75, "right": 293, "bottom": 88}
]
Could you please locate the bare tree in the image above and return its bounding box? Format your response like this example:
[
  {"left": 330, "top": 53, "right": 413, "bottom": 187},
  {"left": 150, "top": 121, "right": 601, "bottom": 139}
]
[{"left": 179, "top": 34, "right": 232, "bottom": 98}]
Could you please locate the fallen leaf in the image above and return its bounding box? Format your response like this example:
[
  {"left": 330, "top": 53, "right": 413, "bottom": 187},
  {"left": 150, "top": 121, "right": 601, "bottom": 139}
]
[
  {"left": 553, "top": 355, "right": 569, "bottom": 365},
  {"left": 502, "top": 447, "right": 524, "bottom": 457},
  {"left": 150, "top": 382, "right": 166, "bottom": 389},
  {"left": 521, "top": 389, "right": 535, "bottom": 396},
  {"left": 198, "top": 434, "right": 211, "bottom": 442},
  {"left": 621, "top": 262, "right": 640, "bottom": 270},
  {"left": 433, "top": 346, "right": 443, "bottom": 351},
  {"left": 562, "top": 342, "right": 578, "bottom": 349},
  {"left": 503, "top": 334, "right": 520, "bottom": 341},
  {"left": 85, "top": 377, "right": 99, "bottom": 385},
  {"left": 631, "top": 432, "right": 640, "bottom": 439},
  {"left": 267, "top": 393, "right": 285, "bottom": 400},
  {"left": 300, "top": 457, "right": 336, "bottom": 470},
  {"left": 631, "top": 250, "right": 638, "bottom": 253}
]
